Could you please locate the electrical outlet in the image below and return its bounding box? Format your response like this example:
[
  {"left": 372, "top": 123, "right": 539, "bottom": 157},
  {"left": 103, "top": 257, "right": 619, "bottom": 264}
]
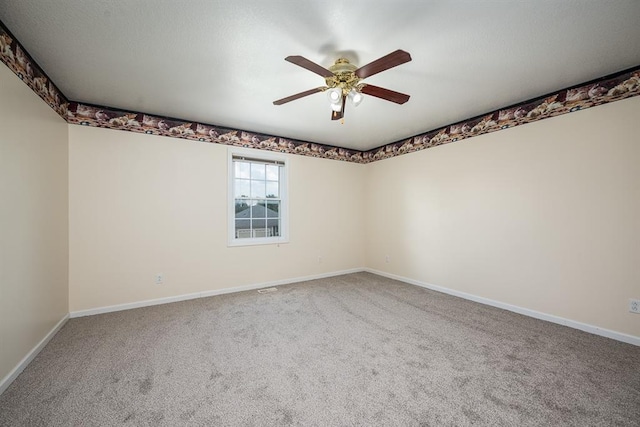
[
  {"left": 385, "top": 255, "right": 390, "bottom": 263},
  {"left": 630, "top": 299, "right": 640, "bottom": 314},
  {"left": 318, "top": 256, "right": 323, "bottom": 264},
  {"left": 155, "top": 274, "right": 163, "bottom": 285}
]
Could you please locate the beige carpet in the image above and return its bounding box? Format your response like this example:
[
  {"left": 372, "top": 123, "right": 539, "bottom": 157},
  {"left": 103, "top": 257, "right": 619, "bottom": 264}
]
[{"left": 1, "top": 272, "right": 639, "bottom": 426}]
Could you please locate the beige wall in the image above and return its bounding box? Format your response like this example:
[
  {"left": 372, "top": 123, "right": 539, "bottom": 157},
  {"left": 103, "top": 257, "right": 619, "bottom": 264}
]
[
  {"left": 365, "top": 96, "right": 640, "bottom": 337},
  {"left": 67, "top": 96, "right": 640, "bottom": 339},
  {"left": 0, "top": 66, "right": 69, "bottom": 381},
  {"left": 68, "top": 126, "right": 365, "bottom": 311}
]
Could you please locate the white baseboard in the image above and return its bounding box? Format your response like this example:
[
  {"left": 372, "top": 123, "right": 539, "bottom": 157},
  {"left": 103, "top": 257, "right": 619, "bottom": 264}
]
[
  {"left": 366, "top": 268, "right": 640, "bottom": 347},
  {"left": 70, "top": 268, "right": 365, "bottom": 318},
  {"left": 0, "top": 313, "right": 69, "bottom": 395}
]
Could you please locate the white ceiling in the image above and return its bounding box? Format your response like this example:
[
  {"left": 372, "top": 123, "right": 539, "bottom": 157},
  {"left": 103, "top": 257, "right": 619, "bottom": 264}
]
[{"left": 1, "top": 1, "right": 640, "bottom": 151}]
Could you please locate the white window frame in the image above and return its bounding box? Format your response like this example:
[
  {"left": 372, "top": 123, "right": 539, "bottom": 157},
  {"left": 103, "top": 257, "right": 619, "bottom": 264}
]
[{"left": 228, "top": 147, "right": 289, "bottom": 247}]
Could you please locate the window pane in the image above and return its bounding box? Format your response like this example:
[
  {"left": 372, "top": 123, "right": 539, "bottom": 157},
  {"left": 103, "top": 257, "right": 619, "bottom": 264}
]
[
  {"left": 251, "top": 180, "right": 266, "bottom": 198},
  {"left": 235, "top": 179, "right": 250, "bottom": 198},
  {"left": 235, "top": 219, "right": 251, "bottom": 238},
  {"left": 266, "top": 181, "right": 279, "bottom": 198},
  {"left": 266, "top": 165, "right": 279, "bottom": 181},
  {"left": 235, "top": 199, "right": 250, "bottom": 217},
  {"left": 235, "top": 161, "right": 250, "bottom": 179},
  {"left": 269, "top": 218, "right": 281, "bottom": 237},
  {"left": 251, "top": 163, "right": 265, "bottom": 180},
  {"left": 252, "top": 218, "right": 267, "bottom": 234},
  {"left": 251, "top": 203, "right": 266, "bottom": 219},
  {"left": 266, "top": 201, "right": 279, "bottom": 217}
]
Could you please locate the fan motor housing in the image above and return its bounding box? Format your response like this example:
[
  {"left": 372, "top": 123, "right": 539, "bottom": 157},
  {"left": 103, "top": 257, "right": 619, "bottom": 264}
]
[
  {"left": 326, "top": 58, "right": 360, "bottom": 90},
  {"left": 329, "top": 58, "right": 357, "bottom": 75}
]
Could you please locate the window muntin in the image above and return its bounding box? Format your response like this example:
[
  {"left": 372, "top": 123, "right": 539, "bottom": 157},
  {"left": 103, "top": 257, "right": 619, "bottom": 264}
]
[{"left": 229, "top": 150, "right": 287, "bottom": 246}]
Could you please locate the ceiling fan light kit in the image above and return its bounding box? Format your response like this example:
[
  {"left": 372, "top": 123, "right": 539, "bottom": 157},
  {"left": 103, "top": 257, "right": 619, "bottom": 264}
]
[
  {"left": 327, "top": 87, "right": 342, "bottom": 104},
  {"left": 274, "top": 50, "right": 412, "bottom": 121},
  {"left": 348, "top": 89, "right": 364, "bottom": 107}
]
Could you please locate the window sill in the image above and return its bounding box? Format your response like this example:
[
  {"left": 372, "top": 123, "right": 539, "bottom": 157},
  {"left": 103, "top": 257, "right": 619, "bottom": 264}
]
[{"left": 227, "top": 237, "right": 289, "bottom": 247}]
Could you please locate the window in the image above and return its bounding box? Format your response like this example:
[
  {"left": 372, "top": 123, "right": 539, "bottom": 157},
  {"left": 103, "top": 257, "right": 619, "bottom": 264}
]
[{"left": 228, "top": 148, "right": 288, "bottom": 246}]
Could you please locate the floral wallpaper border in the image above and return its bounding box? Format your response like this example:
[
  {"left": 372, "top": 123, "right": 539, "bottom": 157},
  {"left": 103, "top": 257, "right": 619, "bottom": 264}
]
[
  {"left": 0, "top": 22, "right": 69, "bottom": 118},
  {"left": 363, "top": 67, "right": 640, "bottom": 162},
  {"left": 2, "top": 20, "right": 639, "bottom": 164}
]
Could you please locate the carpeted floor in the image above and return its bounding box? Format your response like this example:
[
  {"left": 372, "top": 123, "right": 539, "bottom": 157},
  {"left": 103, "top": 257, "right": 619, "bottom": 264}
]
[{"left": 1, "top": 272, "right": 639, "bottom": 426}]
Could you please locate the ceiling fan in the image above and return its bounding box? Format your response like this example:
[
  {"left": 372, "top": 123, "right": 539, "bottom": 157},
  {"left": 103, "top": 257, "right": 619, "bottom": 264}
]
[{"left": 273, "top": 50, "right": 412, "bottom": 121}]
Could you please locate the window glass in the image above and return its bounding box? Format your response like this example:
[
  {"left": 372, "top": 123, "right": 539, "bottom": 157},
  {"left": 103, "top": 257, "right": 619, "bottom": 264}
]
[
  {"left": 266, "top": 201, "right": 279, "bottom": 217},
  {"left": 251, "top": 180, "right": 266, "bottom": 198},
  {"left": 235, "top": 162, "right": 250, "bottom": 179},
  {"left": 235, "top": 179, "right": 250, "bottom": 198},
  {"left": 251, "top": 163, "right": 266, "bottom": 180},
  {"left": 266, "top": 165, "right": 279, "bottom": 181},
  {"left": 266, "top": 181, "right": 279, "bottom": 198}
]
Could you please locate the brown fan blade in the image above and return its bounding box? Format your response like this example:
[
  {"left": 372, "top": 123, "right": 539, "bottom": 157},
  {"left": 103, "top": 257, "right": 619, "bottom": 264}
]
[
  {"left": 361, "top": 84, "right": 410, "bottom": 104},
  {"left": 355, "top": 50, "right": 411, "bottom": 79},
  {"left": 285, "top": 56, "right": 334, "bottom": 78},
  {"left": 331, "top": 96, "right": 347, "bottom": 121},
  {"left": 273, "top": 87, "right": 325, "bottom": 105}
]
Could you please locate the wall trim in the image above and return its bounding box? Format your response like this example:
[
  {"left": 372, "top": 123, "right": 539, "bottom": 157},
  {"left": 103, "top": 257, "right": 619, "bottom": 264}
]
[
  {"left": 0, "top": 313, "right": 69, "bottom": 396},
  {"left": 366, "top": 268, "right": 640, "bottom": 347},
  {"left": 70, "top": 268, "right": 365, "bottom": 318}
]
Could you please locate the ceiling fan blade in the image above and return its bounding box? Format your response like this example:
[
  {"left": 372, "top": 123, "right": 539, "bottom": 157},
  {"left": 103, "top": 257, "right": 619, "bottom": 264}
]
[
  {"left": 331, "top": 96, "right": 347, "bottom": 121},
  {"left": 273, "top": 87, "right": 325, "bottom": 105},
  {"left": 361, "top": 84, "right": 410, "bottom": 104},
  {"left": 285, "top": 56, "right": 335, "bottom": 78},
  {"left": 355, "top": 50, "right": 411, "bottom": 79}
]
